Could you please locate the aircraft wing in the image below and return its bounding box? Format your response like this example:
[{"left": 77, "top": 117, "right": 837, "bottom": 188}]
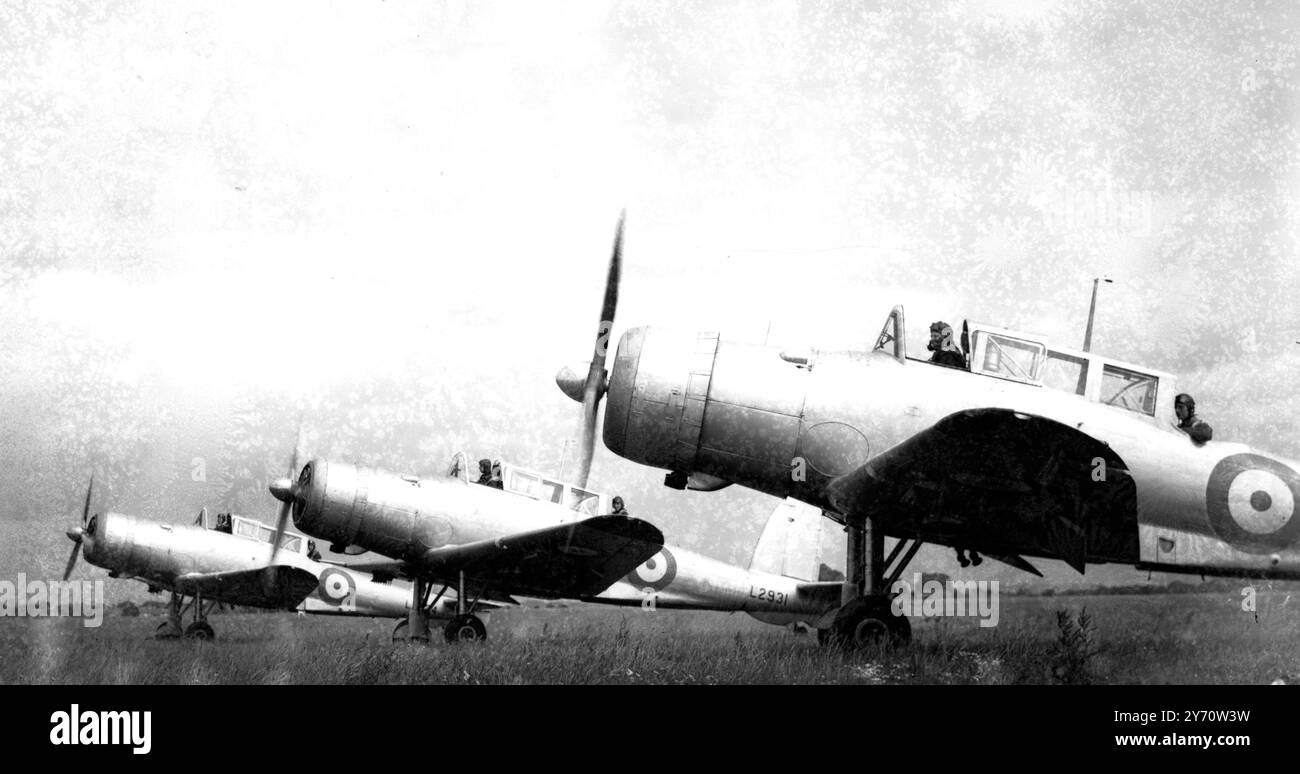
[
  {"left": 312, "top": 560, "right": 520, "bottom": 605},
  {"left": 824, "top": 407, "right": 1139, "bottom": 573},
  {"left": 323, "top": 559, "right": 409, "bottom": 581},
  {"left": 173, "top": 566, "right": 320, "bottom": 609},
  {"left": 408, "top": 515, "right": 665, "bottom": 599}
]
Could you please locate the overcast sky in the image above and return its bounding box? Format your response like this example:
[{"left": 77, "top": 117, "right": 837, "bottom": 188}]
[{"left": 1, "top": 0, "right": 1297, "bottom": 593}]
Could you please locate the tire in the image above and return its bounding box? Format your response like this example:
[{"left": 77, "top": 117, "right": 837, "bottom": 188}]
[
  {"left": 183, "top": 621, "right": 215, "bottom": 641},
  {"left": 155, "top": 621, "right": 182, "bottom": 640},
  {"left": 831, "top": 596, "right": 910, "bottom": 651},
  {"left": 391, "top": 619, "right": 409, "bottom": 643},
  {"left": 443, "top": 614, "right": 487, "bottom": 643}
]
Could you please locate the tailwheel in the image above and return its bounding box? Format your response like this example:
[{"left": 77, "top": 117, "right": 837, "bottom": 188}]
[
  {"left": 184, "top": 621, "right": 215, "bottom": 641},
  {"left": 831, "top": 596, "right": 911, "bottom": 651},
  {"left": 443, "top": 614, "right": 487, "bottom": 644}
]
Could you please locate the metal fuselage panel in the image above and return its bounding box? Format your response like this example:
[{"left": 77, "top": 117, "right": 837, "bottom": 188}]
[
  {"left": 87, "top": 513, "right": 276, "bottom": 584},
  {"left": 292, "top": 458, "right": 841, "bottom": 622},
  {"left": 603, "top": 326, "right": 1300, "bottom": 577},
  {"left": 297, "top": 570, "right": 413, "bottom": 617},
  {"left": 82, "top": 512, "right": 410, "bottom": 616},
  {"left": 294, "top": 459, "right": 579, "bottom": 562},
  {"left": 593, "top": 542, "right": 828, "bottom": 619}
]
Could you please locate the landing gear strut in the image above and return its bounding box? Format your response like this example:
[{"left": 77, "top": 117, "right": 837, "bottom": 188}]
[
  {"left": 395, "top": 571, "right": 489, "bottom": 645},
  {"left": 156, "top": 591, "right": 218, "bottom": 641},
  {"left": 443, "top": 571, "right": 487, "bottom": 644},
  {"left": 400, "top": 577, "right": 432, "bottom": 644},
  {"left": 823, "top": 515, "right": 916, "bottom": 650}
]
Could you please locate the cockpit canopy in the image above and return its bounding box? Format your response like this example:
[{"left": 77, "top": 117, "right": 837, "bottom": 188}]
[
  {"left": 225, "top": 514, "right": 303, "bottom": 554},
  {"left": 968, "top": 324, "right": 1047, "bottom": 383},
  {"left": 502, "top": 465, "right": 604, "bottom": 515},
  {"left": 445, "top": 452, "right": 608, "bottom": 516},
  {"left": 873, "top": 305, "right": 1172, "bottom": 420}
]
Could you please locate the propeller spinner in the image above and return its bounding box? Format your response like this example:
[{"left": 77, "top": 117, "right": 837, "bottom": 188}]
[
  {"left": 556, "top": 212, "right": 623, "bottom": 489},
  {"left": 62, "top": 475, "right": 94, "bottom": 581}
]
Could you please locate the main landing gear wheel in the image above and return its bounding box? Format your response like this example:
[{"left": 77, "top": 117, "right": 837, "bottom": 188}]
[
  {"left": 155, "top": 620, "right": 183, "bottom": 640},
  {"left": 392, "top": 618, "right": 430, "bottom": 643},
  {"left": 830, "top": 596, "right": 911, "bottom": 651},
  {"left": 444, "top": 614, "right": 487, "bottom": 643},
  {"left": 184, "top": 621, "right": 215, "bottom": 641}
]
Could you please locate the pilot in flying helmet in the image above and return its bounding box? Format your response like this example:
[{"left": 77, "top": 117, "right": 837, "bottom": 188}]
[
  {"left": 1175, "top": 393, "right": 1213, "bottom": 445},
  {"left": 927, "top": 321, "right": 967, "bottom": 370}
]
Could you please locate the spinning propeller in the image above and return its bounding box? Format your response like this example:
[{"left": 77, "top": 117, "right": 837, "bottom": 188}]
[
  {"left": 267, "top": 419, "right": 305, "bottom": 563},
  {"left": 555, "top": 212, "right": 624, "bottom": 489},
  {"left": 267, "top": 420, "right": 367, "bottom": 558},
  {"left": 62, "top": 475, "right": 95, "bottom": 581}
]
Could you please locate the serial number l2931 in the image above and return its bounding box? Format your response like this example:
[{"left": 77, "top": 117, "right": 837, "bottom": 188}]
[{"left": 749, "top": 586, "right": 788, "bottom": 606}]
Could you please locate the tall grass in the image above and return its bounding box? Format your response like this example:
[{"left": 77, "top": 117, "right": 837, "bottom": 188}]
[{"left": 1, "top": 593, "right": 1295, "bottom": 685}]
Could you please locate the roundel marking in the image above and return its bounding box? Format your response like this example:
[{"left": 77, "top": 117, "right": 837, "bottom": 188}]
[
  {"left": 318, "top": 566, "right": 357, "bottom": 604},
  {"left": 626, "top": 547, "right": 677, "bottom": 591},
  {"left": 1205, "top": 453, "right": 1300, "bottom": 553},
  {"left": 1227, "top": 470, "right": 1294, "bottom": 534}
]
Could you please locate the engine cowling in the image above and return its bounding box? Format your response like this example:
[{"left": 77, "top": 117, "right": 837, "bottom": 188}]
[
  {"left": 294, "top": 459, "right": 458, "bottom": 561},
  {"left": 604, "top": 326, "right": 812, "bottom": 497}
]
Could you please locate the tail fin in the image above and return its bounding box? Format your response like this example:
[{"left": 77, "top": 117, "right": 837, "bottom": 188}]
[{"left": 748, "top": 498, "right": 827, "bottom": 582}]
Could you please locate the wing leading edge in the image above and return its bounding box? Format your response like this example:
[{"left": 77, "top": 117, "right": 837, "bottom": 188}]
[
  {"left": 402, "top": 515, "right": 666, "bottom": 599},
  {"left": 173, "top": 566, "right": 319, "bottom": 609}
]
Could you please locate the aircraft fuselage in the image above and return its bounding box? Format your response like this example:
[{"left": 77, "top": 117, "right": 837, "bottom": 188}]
[{"left": 600, "top": 326, "right": 1300, "bottom": 579}]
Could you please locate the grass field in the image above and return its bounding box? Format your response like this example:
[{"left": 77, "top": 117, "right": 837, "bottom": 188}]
[{"left": 2, "top": 592, "right": 1296, "bottom": 685}]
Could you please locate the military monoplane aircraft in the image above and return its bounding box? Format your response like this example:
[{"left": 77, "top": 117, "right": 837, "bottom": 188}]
[
  {"left": 62, "top": 479, "right": 421, "bottom": 639},
  {"left": 265, "top": 464, "right": 667, "bottom": 643},
  {"left": 553, "top": 218, "right": 1300, "bottom": 650},
  {"left": 262, "top": 217, "right": 858, "bottom": 644},
  {"left": 269, "top": 453, "right": 848, "bottom": 643}
]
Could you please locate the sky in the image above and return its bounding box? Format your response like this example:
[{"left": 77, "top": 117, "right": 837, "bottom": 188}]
[{"left": 0, "top": 0, "right": 1297, "bottom": 599}]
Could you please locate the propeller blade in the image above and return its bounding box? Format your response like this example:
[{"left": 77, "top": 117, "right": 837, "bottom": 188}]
[
  {"left": 62, "top": 540, "right": 82, "bottom": 582},
  {"left": 289, "top": 413, "right": 304, "bottom": 478},
  {"left": 574, "top": 211, "right": 624, "bottom": 488},
  {"left": 269, "top": 417, "right": 306, "bottom": 562},
  {"left": 82, "top": 474, "right": 94, "bottom": 528},
  {"left": 268, "top": 498, "right": 291, "bottom": 563}
]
